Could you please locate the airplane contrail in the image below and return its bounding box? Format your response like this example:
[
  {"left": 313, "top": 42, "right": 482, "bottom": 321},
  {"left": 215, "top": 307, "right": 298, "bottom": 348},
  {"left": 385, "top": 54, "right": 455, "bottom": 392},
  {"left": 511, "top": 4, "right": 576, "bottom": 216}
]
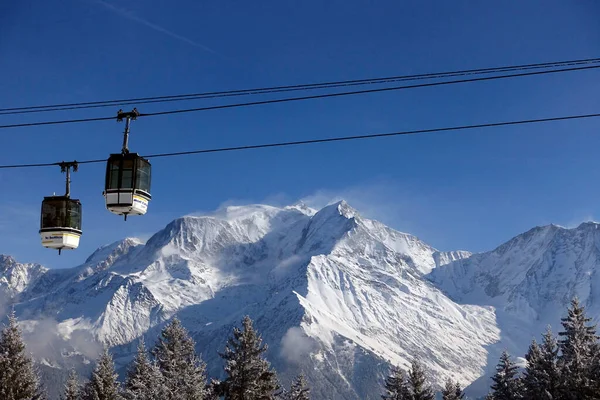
[{"left": 92, "top": 0, "right": 216, "bottom": 54}]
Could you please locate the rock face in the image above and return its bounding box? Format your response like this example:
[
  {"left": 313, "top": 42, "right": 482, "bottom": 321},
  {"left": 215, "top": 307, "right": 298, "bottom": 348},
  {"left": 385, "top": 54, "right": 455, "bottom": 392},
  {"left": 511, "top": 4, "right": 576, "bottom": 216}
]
[{"left": 3, "top": 202, "right": 600, "bottom": 399}]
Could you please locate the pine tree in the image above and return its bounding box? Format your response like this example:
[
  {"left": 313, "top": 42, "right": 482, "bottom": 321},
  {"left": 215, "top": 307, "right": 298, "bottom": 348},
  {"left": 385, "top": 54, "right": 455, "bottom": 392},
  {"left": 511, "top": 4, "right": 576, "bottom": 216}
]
[
  {"left": 381, "top": 365, "right": 410, "bottom": 400},
  {"left": 217, "top": 315, "right": 280, "bottom": 399},
  {"left": 558, "top": 297, "right": 599, "bottom": 399},
  {"left": 441, "top": 378, "right": 464, "bottom": 400},
  {"left": 522, "top": 339, "right": 544, "bottom": 400},
  {"left": 152, "top": 317, "right": 208, "bottom": 400},
  {"left": 488, "top": 351, "right": 523, "bottom": 400},
  {"left": 589, "top": 341, "right": 600, "bottom": 397},
  {"left": 62, "top": 369, "right": 81, "bottom": 400},
  {"left": 407, "top": 359, "right": 435, "bottom": 400},
  {"left": 522, "top": 327, "right": 561, "bottom": 400},
  {"left": 0, "top": 310, "right": 46, "bottom": 400},
  {"left": 82, "top": 347, "right": 123, "bottom": 400},
  {"left": 123, "top": 338, "right": 166, "bottom": 400},
  {"left": 287, "top": 373, "right": 310, "bottom": 400}
]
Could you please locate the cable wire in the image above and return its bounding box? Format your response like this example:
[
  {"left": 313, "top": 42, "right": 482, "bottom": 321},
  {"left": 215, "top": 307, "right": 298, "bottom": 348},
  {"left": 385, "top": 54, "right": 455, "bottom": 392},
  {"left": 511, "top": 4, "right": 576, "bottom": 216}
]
[
  {"left": 1, "top": 111, "right": 598, "bottom": 169},
  {"left": 1, "top": 57, "right": 599, "bottom": 116},
  {"left": 1, "top": 64, "right": 598, "bottom": 130}
]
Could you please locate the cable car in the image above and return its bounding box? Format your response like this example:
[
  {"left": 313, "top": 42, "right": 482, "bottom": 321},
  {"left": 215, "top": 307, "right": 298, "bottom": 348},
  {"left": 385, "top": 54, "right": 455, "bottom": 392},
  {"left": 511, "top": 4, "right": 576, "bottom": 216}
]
[
  {"left": 103, "top": 108, "right": 152, "bottom": 220},
  {"left": 40, "top": 162, "right": 82, "bottom": 254},
  {"left": 104, "top": 152, "right": 151, "bottom": 219}
]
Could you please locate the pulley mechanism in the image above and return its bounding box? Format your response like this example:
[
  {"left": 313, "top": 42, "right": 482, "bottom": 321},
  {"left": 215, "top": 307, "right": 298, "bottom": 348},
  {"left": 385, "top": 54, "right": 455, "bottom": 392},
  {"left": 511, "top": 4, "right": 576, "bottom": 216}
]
[
  {"left": 39, "top": 161, "right": 83, "bottom": 255},
  {"left": 104, "top": 108, "right": 152, "bottom": 221}
]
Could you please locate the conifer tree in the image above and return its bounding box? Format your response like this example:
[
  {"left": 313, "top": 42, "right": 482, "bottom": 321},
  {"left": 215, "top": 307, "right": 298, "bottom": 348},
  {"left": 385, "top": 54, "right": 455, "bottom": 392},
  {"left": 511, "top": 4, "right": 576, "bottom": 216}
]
[
  {"left": 522, "top": 339, "right": 544, "bottom": 400},
  {"left": 123, "top": 338, "right": 166, "bottom": 400},
  {"left": 407, "top": 359, "right": 435, "bottom": 400},
  {"left": 522, "top": 327, "right": 561, "bottom": 400},
  {"left": 287, "top": 373, "right": 310, "bottom": 400},
  {"left": 0, "top": 310, "right": 46, "bottom": 400},
  {"left": 558, "top": 297, "right": 599, "bottom": 399},
  {"left": 62, "top": 369, "right": 81, "bottom": 400},
  {"left": 82, "top": 348, "right": 123, "bottom": 400},
  {"left": 441, "top": 378, "right": 464, "bottom": 400},
  {"left": 152, "top": 317, "right": 208, "bottom": 400},
  {"left": 382, "top": 365, "right": 410, "bottom": 400},
  {"left": 217, "top": 315, "right": 279, "bottom": 399},
  {"left": 488, "top": 351, "right": 523, "bottom": 400}
]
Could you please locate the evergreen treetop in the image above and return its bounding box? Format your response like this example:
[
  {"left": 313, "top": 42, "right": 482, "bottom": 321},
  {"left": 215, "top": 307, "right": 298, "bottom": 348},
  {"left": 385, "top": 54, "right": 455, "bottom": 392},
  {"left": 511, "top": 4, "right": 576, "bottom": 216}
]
[
  {"left": 558, "top": 297, "right": 599, "bottom": 400},
  {"left": 81, "top": 347, "right": 123, "bottom": 400},
  {"left": 0, "top": 309, "right": 46, "bottom": 400},
  {"left": 287, "top": 373, "right": 310, "bottom": 400},
  {"left": 488, "top": 351, "right": 523, "bottom": 400},
  {"left": 217, "top": 315, "right": 279, "bottom": 400},
  {"left": 381, "top": 365, "right": 410, "bottom": 400},
  {"left": 123, "top": 338, "right": 167, "bottom": 400},
  {"left": 61, "top": 369, "right": 81, "bottom": 400},
  {"left": 441, "top": 378, "right": 464, "bottom": 400},
  {"left": 407, "top": 359, "right": 435, "bottom": 400},
  {"left": 152, "top": 317, "right": 208, "bottom": 400}
]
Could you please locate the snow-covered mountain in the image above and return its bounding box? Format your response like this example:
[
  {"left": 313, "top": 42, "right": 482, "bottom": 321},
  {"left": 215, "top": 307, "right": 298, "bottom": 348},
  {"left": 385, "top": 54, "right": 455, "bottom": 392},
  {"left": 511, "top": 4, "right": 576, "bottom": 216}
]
[
  {"left": 426, "top": 221, "right": 600, "bottom": 397},
  {"left": 1, "top": 201, "right": 599, "bottom": 399}
]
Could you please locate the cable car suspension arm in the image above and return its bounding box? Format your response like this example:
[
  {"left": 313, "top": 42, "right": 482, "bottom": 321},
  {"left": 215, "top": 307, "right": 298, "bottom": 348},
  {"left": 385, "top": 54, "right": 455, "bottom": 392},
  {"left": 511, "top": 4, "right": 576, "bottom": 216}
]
[
  {"left": 59, "top": 161, "right": 78, "bottom": 198},
  {"left": 117, "top": 108, "right": 140, "bottom": 154}
]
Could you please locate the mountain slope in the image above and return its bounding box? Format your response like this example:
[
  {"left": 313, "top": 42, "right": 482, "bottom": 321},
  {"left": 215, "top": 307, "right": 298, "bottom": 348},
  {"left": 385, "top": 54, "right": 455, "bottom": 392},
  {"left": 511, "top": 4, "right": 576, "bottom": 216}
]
[
  {"left": 427, "top": 221, "right": 600, "bottom": 398},
  {"left": 8, "top": 202, "right": 598, "bottom": 399},
  {"left": 1, "top": 201, "right": 499, "bottom": 399}
]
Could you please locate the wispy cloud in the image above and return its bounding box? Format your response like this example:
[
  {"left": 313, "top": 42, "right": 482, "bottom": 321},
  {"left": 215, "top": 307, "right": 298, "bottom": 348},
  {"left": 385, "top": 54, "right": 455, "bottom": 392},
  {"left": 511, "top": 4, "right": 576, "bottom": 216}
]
[
  {"left": 298, "top": 180, "right": 426, "bottom": 232},
  {"left": 91, "top": 0, "right": 215, "bottom": 54}
]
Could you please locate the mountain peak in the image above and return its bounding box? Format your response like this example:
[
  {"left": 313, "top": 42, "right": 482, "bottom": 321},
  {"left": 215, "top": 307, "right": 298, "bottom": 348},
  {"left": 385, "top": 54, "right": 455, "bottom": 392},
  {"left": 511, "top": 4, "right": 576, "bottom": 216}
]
[
  {"left": 84, "top": 237, "right": 144, "bottom": 265},
  {"left": 284, "top": 200, "right": 317, "bottom": 216},
  {"left": 0, "top": 255, "right": 16, "bottom": 271}
]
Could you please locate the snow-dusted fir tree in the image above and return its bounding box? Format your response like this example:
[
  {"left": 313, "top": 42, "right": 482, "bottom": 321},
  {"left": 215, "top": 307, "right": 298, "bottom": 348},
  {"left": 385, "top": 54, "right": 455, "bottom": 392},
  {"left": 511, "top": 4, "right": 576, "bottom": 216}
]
[
  {"left": 539, "top": 327, "right": 562, "bottom": 398},
  {"left": 287, "top": 373, "right": 310, "bottom": 400},
  {"left": 381, "top": 365, "right": 410, "bottom": 400},
  {"left": 61, "top": 369, "right": 81, "bottom": 400},
  {"left": 152, "top": 317, "right": 208, "bottom": 400},
  {"left": 522, "top": 326, "right": 561, "bottom": 400},
  {"left": 521, "top": 339, "right": 544, "bottom": 400},
  {"left": 407, "top": 359, "right": 435, "bottom": 400},
  {"left": 216, "top": 315, "right": 279, "bottom": 399},
  {"left": 557, "top": 297, "right": 599, "bottom": 399},
  {"left": 487, "top": 351, "right": 523, "bottom": 400},
  {"left": 0, "top": 310, "right": 46, "bottom": 400},
  {"left": 441, "top": 378, "right": 464, "bottom": 400},
  {"left": 82, "top": 348, "right": 123, "bottom": 400},
  {"left": 123, "top": 338, "right": 167, "bottom": 400}
]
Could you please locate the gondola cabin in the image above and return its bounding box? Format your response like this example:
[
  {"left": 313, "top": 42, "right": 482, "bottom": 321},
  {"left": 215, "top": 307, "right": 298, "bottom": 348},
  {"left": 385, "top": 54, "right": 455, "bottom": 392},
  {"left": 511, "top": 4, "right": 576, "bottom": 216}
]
[
  {"left": 39, "top": 196, "right": 82, "bottom": 253},
  {"left": 104, "top": 152, "right": 151, "bottom": 218}
]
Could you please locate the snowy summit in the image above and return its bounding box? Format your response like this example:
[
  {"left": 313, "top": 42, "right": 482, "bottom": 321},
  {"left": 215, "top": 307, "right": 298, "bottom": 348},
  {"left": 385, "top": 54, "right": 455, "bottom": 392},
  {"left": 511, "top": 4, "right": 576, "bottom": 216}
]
[{"left": 1, "top": 201, "right": 599, "bottom": 399}]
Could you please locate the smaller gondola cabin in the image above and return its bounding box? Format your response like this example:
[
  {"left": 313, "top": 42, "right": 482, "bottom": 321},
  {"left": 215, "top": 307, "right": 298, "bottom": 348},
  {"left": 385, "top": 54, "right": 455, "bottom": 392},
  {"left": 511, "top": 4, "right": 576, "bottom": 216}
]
[
  {"left": 104, "top": 152, "right": 151, "bottom": 218},
  {"left": 39, "top": 196, "right": 82, "bottom": 252}
]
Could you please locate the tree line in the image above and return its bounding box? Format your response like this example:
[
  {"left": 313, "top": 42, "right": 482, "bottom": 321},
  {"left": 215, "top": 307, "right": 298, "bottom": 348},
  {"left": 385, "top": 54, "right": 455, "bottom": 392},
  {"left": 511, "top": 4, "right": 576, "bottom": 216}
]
[
  {"left": 380, "top": 297, "right": 600, "bottom": 400},
  {"left": 0, "top": 313, "right": 310, "bottom": 400},
  {"left": 484, "top": 297, "right": 600, "bottom": 400},
  {"left": 1, "top": 297, "right": 599, "bottom": 399}
]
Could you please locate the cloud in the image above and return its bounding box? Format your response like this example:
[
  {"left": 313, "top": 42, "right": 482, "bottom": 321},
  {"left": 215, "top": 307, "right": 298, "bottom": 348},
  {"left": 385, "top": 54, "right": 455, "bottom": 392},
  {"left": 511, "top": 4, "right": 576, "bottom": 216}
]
[
  {"left": 298, "top": 179, "right": 425, "bottom": 234},
  {"left": 20, "top": 317, "right": 103, "bottom": 362},
  {"left": 280, "top": 326, "right": 319, "bottom": 365},
  {"left": 183, "top": 180, "right": 425, "bottom": 237},
  {"left": 91, "top": 0, "right": 215, "bottom": 54},
  {"left": 562, "top": 214, "right": 597, "bottom": 229},
  {"left": 272, "top": 254, "right": 304, "bottom": 279}
]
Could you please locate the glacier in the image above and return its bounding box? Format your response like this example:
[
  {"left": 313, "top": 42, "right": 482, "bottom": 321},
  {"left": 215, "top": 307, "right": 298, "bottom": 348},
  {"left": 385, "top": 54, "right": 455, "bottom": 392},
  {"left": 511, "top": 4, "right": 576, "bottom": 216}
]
[{"left": 0, "top": 201, "right": 598, "bottom": 399}]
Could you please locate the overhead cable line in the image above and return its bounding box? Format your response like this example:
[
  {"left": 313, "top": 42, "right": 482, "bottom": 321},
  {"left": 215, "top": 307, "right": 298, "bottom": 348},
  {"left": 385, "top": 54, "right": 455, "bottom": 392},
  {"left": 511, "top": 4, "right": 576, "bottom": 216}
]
[
  {"left": 1, "top": 111, "right": 598, "bottom": 170},
  {"left": 1, "top": 64, "right": 599, "bottom": 131},
  {"left": 1, "top": 57, "right": 599, "bottom": 116}
]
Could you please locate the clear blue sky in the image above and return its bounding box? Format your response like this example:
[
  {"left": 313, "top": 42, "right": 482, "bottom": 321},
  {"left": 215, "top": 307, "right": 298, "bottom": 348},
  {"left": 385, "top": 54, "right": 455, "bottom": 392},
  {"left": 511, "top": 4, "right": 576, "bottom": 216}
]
[{"left": 1, "top": 0, "right": 599, "bottom": 269}]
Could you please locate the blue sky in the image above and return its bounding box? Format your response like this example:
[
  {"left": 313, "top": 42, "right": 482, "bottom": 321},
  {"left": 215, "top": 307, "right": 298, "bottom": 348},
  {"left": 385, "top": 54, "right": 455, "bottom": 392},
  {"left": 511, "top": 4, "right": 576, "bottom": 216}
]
[{"left": 1, "top": 0, "right": 599, "bottom": 269}]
